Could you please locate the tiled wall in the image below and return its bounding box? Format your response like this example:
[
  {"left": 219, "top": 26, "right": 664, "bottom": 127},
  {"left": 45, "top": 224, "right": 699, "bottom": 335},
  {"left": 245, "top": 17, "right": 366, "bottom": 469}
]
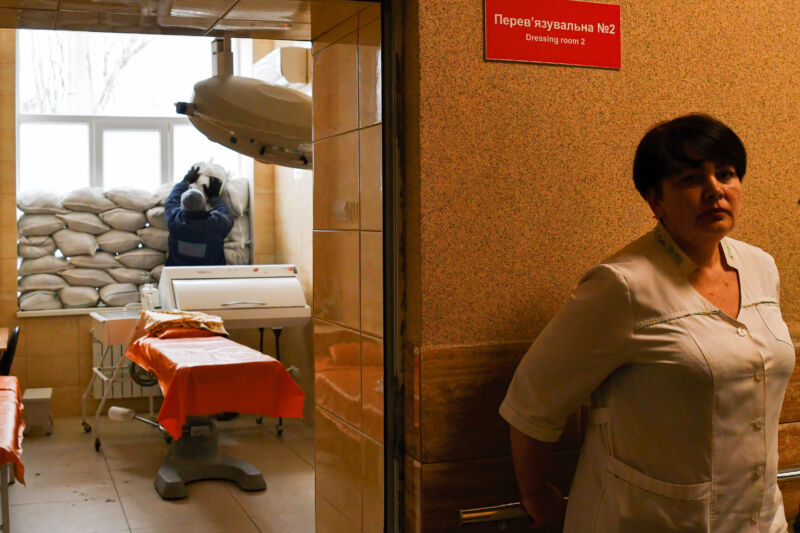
[
  {"left": 311, "top": 5, "right": 383, "bottom": 532},
  {"left": 250, "top": 39, "right": 315, "bottom": 424},
  {"left": 402, "top": 0, "right": 800, "bottom": 530}
]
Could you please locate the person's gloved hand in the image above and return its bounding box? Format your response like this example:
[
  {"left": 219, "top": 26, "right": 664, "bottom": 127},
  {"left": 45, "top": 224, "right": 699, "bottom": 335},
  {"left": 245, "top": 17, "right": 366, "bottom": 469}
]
[
  {"left": 204, "top": 177, "right": 222, "bottom": 198},
  {"left": 183, "top": 165, "right": 200, "bottom": 184}
]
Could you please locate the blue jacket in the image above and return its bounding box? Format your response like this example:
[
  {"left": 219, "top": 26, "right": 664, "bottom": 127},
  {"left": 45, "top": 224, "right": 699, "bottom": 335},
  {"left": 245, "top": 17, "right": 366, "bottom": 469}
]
[{"left": 164, "top": 182, "right": 234, "bottom": 266}]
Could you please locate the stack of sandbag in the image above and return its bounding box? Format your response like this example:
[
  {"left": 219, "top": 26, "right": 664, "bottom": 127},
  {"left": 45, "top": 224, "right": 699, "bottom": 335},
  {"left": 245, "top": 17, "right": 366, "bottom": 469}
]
[{"left": 16, "top": 178, "right": 252, "bottom": 311}]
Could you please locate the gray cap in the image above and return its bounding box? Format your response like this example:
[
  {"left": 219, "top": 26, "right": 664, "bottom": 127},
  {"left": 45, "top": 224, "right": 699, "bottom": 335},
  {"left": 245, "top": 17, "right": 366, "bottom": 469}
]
[{"left": 181, "top": 188, "right": 206, "bottom": 212}]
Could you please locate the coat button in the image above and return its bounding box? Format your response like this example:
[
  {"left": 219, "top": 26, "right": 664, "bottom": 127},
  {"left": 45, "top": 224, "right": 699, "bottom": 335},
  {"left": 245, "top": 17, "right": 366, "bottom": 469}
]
[
  {"left": 752, "top": 420, "right": 764, "bottom": 431},
  {"left": 754, "top": 370, "right": 765, "bottom": 381},
  {"left": 737, "top": 327, "right": 748, "bottom": 337},
  {"left": 751, "top": 512, "right": 759, "bottom": 524},
  {"left": 756, "top": 465, "right": 765, "bottom": 476}
]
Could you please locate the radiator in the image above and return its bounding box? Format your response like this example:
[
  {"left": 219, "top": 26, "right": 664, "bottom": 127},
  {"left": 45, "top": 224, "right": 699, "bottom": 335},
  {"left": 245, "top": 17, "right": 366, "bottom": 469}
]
[{"left": 92, "top": 340, "right": 161, "bottom": 400}]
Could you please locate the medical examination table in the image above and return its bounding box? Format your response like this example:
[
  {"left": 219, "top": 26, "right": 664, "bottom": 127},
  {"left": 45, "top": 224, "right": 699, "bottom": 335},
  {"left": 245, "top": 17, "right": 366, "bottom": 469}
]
[
  {"left": 0, "top": 376, "right": 25, "bottom": 532},
  {"left": 99, "top": 317, "right": 304, "bottom": 499}
]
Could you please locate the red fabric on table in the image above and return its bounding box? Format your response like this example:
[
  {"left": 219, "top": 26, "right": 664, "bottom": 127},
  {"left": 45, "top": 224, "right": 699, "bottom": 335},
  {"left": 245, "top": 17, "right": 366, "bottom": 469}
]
[
  {"left": 124, "top": 332, "right": 304, "bottom": 440},
  {"left": 0, "top": 376, "right": 25, "bottom": 484}
]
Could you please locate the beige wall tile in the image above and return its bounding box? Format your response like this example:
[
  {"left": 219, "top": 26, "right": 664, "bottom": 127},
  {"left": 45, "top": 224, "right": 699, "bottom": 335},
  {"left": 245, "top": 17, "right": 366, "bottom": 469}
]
[
  {"left": 51, "top": 385, "right": 80, "bottom": 416},
  {"left": 361, "top": 334, "right": 383, "bottom": 443},
  {"left": 360, "top": 231, "right": 382, "bottom": 337},
  {"left": 315, "top": 406, "right": 363, "bottom": 528},
  {"left": 316, "top": 492, "right": 360, "bottom": 533},
  {"left": 77, "top": 315, "right": 94, "bottom": 355},
  {"left": 362, "top": 435, "right": 384, "bottom": 533},
  {"left": 0, "top": 124, "right": 15, "bottom": 162},
  {"left": 358, "top": 18, "right": 381, "bottom": 128},
  {"left": 0, "top": 63, "right": 13, "bottom": 97},
  {"left": 358, "top": 4, "right": 380, "bottom": 27},
  {"left": 311, "top": 10, "right": 358, "bottom": 54},
  {"left": 0, "top": 195, "right": 17, "bottom": 228},
  {"left": 360, "top": 124, "right": 382, "bottom": 231},
  {"left": 312, "top": 30, "right": 358, "bottom": 140},
  {"left": 313, "top": 131, "right": 359, "bottom": 230},
  {"left": 313, "top": 230, "right": 359, "bottom": 330},
  {"left": 253, "top": 162, "right": 274, "bottom": 194},
  {"left": 0, "top": 226, "right": 16, "bottom": 259},
  {"left": 27, "top": 352, "right": 80, "bottom": 388},
  {"left": 24, "top": 316, "right": 79, "bottom": 357},
  {"left": 0, "top": 257, "right": 18, "bottom": 309},
  {"left": 10, "top": 354, "right": 26, "bottom": 390},
  {"left": 314, "top": 319, "right": 361, "bottom": 427}
]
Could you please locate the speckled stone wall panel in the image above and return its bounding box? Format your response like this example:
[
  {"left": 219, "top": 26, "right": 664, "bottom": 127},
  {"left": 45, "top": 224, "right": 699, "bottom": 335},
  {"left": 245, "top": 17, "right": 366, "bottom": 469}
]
[{"left": 408, "top": 1, "right": 800, "bottom": 347}]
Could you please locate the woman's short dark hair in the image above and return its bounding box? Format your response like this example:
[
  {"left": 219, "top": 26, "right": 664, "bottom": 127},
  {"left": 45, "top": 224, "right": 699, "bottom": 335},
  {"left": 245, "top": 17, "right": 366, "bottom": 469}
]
[{"left": 632, "top": 113, "right": 746, "bottom": 199}]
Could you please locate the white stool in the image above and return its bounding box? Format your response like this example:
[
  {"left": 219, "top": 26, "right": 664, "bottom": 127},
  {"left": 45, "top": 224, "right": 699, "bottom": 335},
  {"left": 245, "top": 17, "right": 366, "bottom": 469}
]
[{"left": 22, "top": 388, "right": 53, "bottom": 436}]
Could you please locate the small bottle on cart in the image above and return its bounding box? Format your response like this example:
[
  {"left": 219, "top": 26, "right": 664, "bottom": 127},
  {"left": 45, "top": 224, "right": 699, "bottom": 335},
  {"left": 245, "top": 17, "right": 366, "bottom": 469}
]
[{"left": 140, "top": 274, "right": 159, "bottom": 311}]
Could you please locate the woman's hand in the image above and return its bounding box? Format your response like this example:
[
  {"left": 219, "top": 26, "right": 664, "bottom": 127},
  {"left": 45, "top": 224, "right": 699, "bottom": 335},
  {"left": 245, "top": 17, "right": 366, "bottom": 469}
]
[
  {"left": 521, "top": 481, "right": 566, "bottom": 530},
  {"left": 508, "top": 425, "right": 566, "bottom": 531}
]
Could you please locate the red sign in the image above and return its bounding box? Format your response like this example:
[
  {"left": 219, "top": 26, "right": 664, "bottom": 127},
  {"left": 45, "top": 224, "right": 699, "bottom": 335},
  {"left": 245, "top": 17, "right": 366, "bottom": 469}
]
[{"left": 485, "top": 0, "right": 621, "bottom": 69}]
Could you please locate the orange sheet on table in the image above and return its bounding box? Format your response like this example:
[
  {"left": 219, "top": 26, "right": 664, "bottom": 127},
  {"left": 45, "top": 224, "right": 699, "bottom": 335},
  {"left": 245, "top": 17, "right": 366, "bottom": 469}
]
[
  {"left": 125, "top": 330, "right": 304, "bottom": 440},
  {"left": 0, "top": 376, "right": 25, "bottom": 484}
]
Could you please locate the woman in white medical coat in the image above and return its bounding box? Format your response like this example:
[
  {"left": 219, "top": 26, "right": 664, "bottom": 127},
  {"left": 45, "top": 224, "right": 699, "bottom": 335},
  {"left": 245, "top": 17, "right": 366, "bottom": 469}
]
[{"left": 500, "top": 114, "right": 795, "bottom": 532}]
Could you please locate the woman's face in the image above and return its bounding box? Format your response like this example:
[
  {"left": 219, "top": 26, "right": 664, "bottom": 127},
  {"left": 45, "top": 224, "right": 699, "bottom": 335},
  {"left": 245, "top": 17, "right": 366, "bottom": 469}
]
[{"left": 647, "top": 160, "right": 742, "bottom": 249}]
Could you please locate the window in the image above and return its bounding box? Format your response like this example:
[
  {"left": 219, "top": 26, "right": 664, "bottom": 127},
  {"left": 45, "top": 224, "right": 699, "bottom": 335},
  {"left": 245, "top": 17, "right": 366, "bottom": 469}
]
[{"left": 16, "top": 30, "right": 254, "bottom": 194}]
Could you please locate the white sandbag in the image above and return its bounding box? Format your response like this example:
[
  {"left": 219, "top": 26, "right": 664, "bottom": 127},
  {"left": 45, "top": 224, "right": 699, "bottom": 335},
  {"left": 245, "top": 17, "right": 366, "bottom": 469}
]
[
  {"left": 224, "top": 244, "right": 250, "bottom": 265},
  {"left": 100, "top": 283, "right": 139, "bottom": 307},
  {"left": 17, "top": 189, "right": 68, "bottom": 214},
  {"left": 18, "top": 214, "right": 64, "bottom": 236},
  {"left": 52, "top": 229, "right": 98, "bottom": 257},
  {"left": 108, "top": 268, "right": 149, "bottom": 284},
  {"left": 18, "top": 256, "right": 72, "bottom": 275},
  {"left": 57, "top": 212, "right": 110, "bottom": 235},
  {"left": 19, "top": 291, "right": 62, "bottom": 311},
  {"left": 137, "top": 227, "right": 169, "bottom": 252},
  {"left": 96, "top": 230, "right": 141, "bottom": 253},
  {"left": 105, "top": 187, "right": 158, "bottom": 211},
  {"left": 59, "top": 286, "right": 99, "bottom": 308},
  {"left": 18, "top": 273, "right": 69, "bottom": 292},
  {"left": 150, "top": 264, "right": 163, "bottom": 282},
  {"left": 222, "top": 178, "right": 250, "bottom": 216},
  {"left": 224, "top": 215, "right": 250, "bottom": 248},
  {"left": 146, "top": 206, "right": 167, "bottom": 229},
  {"left": 100, "top": 208, "right": 147, "bottom": 232},
  {"left": 153, "top": 183, "right": 175, "bottom": 206},
  {"left": 116, "top": 248, "right": 165, "bottom": 270},
  {"left": 68, "top": 252, "right": 121, "bottom": 269},
  {"left": 60, "top": 268, "right": 115, "bottom": 287},
  {"left": 62, "top": 187, "right": 118, "bottom": 213},
  {"left": 18, "top": 236, "right": 57, "bottom": 259}
]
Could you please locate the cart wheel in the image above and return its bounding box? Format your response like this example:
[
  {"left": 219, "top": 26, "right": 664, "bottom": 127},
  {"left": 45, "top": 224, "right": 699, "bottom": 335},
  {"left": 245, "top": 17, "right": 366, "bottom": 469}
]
[
  {"left": 94, "top": 438, "right": 101, "bottom": 452},
  {"left": 82, "top": 422, "right": 92, "bottom": 433},
  {"left": 277, "top": 427, "right": 283, "bottom": 437},
  {"left": 256, "top": 417, "right": 263, "bottom": 424},
  {"left": 164, "top": 434, "right": 172, "bottom": 444}
]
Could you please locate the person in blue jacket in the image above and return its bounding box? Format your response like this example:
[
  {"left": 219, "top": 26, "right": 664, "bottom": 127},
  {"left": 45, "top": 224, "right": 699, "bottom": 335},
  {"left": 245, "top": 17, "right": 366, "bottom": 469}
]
[{"left": 165, "top": 165, "right": 234, "bottom": 266}]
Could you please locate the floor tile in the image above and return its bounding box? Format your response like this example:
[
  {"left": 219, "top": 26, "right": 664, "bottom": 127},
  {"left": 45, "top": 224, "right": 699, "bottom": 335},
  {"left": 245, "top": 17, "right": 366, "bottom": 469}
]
[
  {"left": 130, "top": 517, "right": 260, "bottom": 533},
  {"left": 9, "top": 468, "right": 116, "bottom": 505},
  {"left": 119, "top": 481, "right": 249, "bottom": 529},
  {"left": 9, "top": 499, "right": 129, "bottom": 533}
]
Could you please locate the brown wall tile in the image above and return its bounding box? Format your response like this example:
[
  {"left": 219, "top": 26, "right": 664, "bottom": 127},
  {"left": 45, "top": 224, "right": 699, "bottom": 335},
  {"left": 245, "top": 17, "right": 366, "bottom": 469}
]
[
  {"left": 780, "top": 422, "right": 800, "bottom": 468},
  {"left": 313, "top": 131, "right": 359, "bottom": 230},
  {"left": 311, "top": 8, "right": 358, "bottom": 52},
  {"left": 361, "top": 333, "right": 383, "bottom": 443},
  {"left": 314, "top": 319, "right": 362, "bottom": 427},
  {"left": 312, "top": 29, "right": 358, "bottom": 140},
  {"left": 359, "top": 124, "right": 382, "bottom": 232},
  {"left": 360, "top": 231, "right": 382, "bottom": 337},
  {"left": 316, "top": 492, "right": 361, "bottom": 533},
  {"left": 362, "top": 435, "right": 384, "bottom": 533},
  {"left": 313, "top": 230, "right": 360, "bottom": 330},
  {"left": 358, "top": 17, "right": 381, "bottom": 128},
  {"left": 782, "top": 478, "right": 800, "bottom": 522},
  {"left": 403, "top": 451, "right": 577, "bottom": 533},
  {"left": 315, "top": 406, "right": 364, "bottom": 528}
]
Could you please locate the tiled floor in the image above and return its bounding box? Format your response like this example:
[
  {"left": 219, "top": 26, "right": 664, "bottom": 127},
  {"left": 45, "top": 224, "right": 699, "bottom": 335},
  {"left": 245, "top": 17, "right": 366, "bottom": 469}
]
[{"left": 8, "top": 415, "right": 315, "bottom": 532}]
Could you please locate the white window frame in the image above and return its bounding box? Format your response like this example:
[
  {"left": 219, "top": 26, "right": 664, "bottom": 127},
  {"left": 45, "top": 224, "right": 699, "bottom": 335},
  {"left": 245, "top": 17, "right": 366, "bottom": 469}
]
[{"left": 16, "top": 114, "right": 190, "bottom": 191}]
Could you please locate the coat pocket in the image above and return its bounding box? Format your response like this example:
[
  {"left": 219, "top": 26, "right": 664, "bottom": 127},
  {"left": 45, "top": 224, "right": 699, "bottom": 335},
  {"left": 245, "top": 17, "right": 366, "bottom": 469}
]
[
  {"left": 756, "top": 303, "right": 794, "bottom": 347},
  {"left": 593, "top": 456, "right": 711, "bottom": 533}
]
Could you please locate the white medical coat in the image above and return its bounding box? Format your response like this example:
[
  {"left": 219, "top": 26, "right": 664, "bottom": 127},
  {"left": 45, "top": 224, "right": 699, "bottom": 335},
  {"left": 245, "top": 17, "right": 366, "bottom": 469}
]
[{"left": 500, "top": 223, "right": 795, "bottom": 532}]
